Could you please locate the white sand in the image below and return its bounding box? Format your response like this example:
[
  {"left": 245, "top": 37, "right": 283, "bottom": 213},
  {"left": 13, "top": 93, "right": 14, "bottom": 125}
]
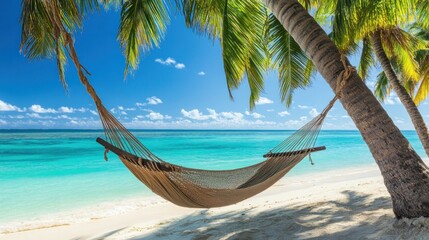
[{"left": 2, "top": 164, "right": 429, "bottom": 240}]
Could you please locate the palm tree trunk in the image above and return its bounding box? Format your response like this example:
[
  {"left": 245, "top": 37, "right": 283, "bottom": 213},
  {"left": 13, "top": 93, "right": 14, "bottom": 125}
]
[
  {"left": 371, "top": 30, "right": 429, "bottom": 157},
  {"left": 264, "top": 0, "right": 429, "bottom": 218}
]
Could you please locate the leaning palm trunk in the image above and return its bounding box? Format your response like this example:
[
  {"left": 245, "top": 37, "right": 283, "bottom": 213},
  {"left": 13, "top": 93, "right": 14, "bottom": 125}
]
[
  {"left": 371, "top": 30, "right": 429, "bottom": 157},
  {"left": 265, "top": 0, "right": 429, "bottom": 218}
]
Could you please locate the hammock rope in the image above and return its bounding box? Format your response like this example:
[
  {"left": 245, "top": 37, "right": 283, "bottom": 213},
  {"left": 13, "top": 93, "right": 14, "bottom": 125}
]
[{"left": 59, "top": 21, "right": 354, "bottom": 207}]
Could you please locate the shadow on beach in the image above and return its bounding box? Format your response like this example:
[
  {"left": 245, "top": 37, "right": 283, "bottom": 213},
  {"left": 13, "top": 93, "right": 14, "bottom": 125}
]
[{"left": 124, "top": 190, "right": 429, "bottom": 240}]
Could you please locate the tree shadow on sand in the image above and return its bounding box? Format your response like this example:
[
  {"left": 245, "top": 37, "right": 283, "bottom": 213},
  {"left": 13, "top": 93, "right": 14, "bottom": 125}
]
[{"left": 128, "top": 190, "right": 429, "bottom": 240}]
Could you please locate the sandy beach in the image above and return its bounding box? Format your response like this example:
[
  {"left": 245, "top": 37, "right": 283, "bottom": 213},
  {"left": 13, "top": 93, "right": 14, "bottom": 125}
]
[{"left": 2, "top": 164, "right": 429, "bottom": 240}]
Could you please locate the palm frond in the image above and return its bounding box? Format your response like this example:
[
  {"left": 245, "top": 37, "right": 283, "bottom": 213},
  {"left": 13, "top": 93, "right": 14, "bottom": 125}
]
[
  {"left": 417, "top": 0, "right": 429, "bottom": 30},
  {"left": 358, "top": 37, "right": 375, "bottom": 81},
  {"left": 118, "top": 0, "right": 170, "bottom": 78},
  {"left": 374, "top": 71, "right": 391, "bottom": 101},
  {"left": 268, "top": 14, "right": 313, "bottom": 107},
  {"left": 414, "top": 54, "right": 429, "bottom": 105},
  {"left": 20, "top": 0, "right": 85, "bottom": 91},
  {"left": 179, "top": 0, "right": 224, "bottom": 39},
  {"left": 381, "top": 28, "right": 425, "bottom": 82}
]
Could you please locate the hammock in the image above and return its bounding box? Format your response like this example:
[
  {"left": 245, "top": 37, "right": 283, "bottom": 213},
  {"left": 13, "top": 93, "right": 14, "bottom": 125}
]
[
  {"left": 90, "top": 95, "right": 336, "bottom": 208},
  {"left": 63, "top": 31, "right": 347, "bottom": 208}
]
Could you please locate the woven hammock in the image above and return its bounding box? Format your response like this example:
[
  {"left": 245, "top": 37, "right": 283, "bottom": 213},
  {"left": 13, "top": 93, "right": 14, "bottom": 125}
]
[
  {"left": 94, "top": 106, "right": 330, "bottom": 208},
  {"left": 62, "top": 29, "right": 347, "bottom": 208}
]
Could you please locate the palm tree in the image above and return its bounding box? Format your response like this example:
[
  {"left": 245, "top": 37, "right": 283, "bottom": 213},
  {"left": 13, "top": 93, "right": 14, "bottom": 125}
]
[
  {"left": 180, "top": 0, "right": 429, "bottom": 217},
  {"left": 257, "top": 0, "right": 429, "bottom": 218},
  {"left": 318, "top": 0, "right": 429, "bottom": 157},
  {"left": 20, "top": 0, "right": 429, "bottom": 218}
]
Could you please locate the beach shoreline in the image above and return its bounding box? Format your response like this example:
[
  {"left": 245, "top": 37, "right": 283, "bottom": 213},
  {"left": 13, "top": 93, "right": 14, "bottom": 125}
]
[{"left": 3, "top": 163, "right": 429, "bottom": 239}]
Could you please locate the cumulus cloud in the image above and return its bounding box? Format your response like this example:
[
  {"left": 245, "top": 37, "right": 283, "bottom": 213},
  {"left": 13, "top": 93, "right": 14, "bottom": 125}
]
[
  {"left": 58, "top": 106, "right": 88, "bottom": 113},
  {"left": 197, "top": 71, "right": 206, "bottom": 76},
  {"left": 155, "top": 57, "right": 185, "bottom": 69},
  {"left": 155, "top": 57, "right": 176, "bottom": 65},
  {"left": 278, "top": 111, "right": 290, "bottom": 117},
  {"left": 384, "top": 93, "right": 401, "bottom": 105},
  {"left": 146, "top": 111, "right": 171, "bottom": 120},
  {"left": 181, "top": 109, "right": 215, "bottom": 120},
  {"left": 245, "top": 111, "right": 265, "bottom": 119},
  {"left": 298, "top": 105, "right": 310, "bottom": 109},
  {"left": 0, "top": 100, "right": 25, "bottom": 112},
  {"left": 309, "top": 108, "right": 319, "bottom": 117},
  {"left": 255, "top": 97, "right": 274, "bottom": 105},
  {"left": 136, "top": 96, "right": 163, "bottom": 106},
  {"left": 147, "top": 96, "right": 162, "bottom": 105},
  {"left": 59, "top": 106, "right": 74, "bottom": 113},
  {"left": 27, "top": 113, "right": 43, "bottom": 118},
  {"left": 175, "top": 63, "right": 186, "bottom": 69},
  {"left": 30, "top": 104, "right": 57, "bottom": 113}
]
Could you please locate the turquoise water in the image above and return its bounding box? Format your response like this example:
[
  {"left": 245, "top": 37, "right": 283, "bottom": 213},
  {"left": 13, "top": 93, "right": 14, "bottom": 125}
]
[{"left": 0, "top": 130, "right": 425, "bottom": 224}]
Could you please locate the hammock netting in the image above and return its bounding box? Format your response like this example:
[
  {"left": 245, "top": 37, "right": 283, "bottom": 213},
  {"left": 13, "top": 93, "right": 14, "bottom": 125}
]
[{"left": 92, "top": 95, "right": 335, "bottom": 208}]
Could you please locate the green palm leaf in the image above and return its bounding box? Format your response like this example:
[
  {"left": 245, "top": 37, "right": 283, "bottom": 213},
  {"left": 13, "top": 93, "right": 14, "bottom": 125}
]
[{"left": 118, "top": 0, "right": 169, "bottom": 78}]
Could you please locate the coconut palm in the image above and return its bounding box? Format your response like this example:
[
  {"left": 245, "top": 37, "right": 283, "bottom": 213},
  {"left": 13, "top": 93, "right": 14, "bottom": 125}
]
[
  {"left": 20, "top": 0, "right": 429, "bottom": 218},
  {"left": 263, "top": 0, "right": 429, "bottom": 219},
  {"left": 317, "top": 0, "right": 429, "bottom": 157}
]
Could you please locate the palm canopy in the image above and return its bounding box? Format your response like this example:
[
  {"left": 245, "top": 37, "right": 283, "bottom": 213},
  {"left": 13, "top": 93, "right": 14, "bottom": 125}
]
[
  {"left": 20, "top": 0, "right": 316, "bottom": 110},
  {"left": 20, "top": 0, "right": 169, "bottom": 87},
  {"left": 316, "top": 0, "right": 429, "bottom": 104}
]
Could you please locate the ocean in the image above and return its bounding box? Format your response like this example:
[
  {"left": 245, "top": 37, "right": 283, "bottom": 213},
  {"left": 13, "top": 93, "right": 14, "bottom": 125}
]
[{"left": 0, "top": 130, "right": 424, "bottom": 224}]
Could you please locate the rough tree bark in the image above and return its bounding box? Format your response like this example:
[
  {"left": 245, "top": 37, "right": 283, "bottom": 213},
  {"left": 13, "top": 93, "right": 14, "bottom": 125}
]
[
  {"left": 264, "top": 0, "right": 429, "bottom": 218},
  {"left": 371, "top": 29, "right": 429, "bottom": 157}
]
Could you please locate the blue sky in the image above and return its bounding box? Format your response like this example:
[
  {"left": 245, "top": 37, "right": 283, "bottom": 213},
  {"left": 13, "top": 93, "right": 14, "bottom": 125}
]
[{"left": 0, "top": 2, "right": 428, "bottom": 130}]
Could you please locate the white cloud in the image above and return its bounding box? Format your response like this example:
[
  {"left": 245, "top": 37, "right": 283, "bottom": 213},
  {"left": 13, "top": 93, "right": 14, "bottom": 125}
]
[
  {"left": 137, "top": 96, "right": 163, "bottom": 106},
  {"left": 58, "top": 107, "right": 87, "bottom": 113},
  {"left": 66, "top": 118, "right": 101, "bottom": 128},
  {"left": 27, "top": 113, "right": 43, "bottom": 118},
  {"left": 220, "top": 111, "right": 244, "bottom": 120},
  {"left": 298, "top": 105, "right": 310, "bottom": 109},
  {"left": 155, "top": 57, "right": 176, "bottom": 65},
  {"left": 30, "top": 104, "right": 57, "bottom": 113},
  {"left": 90, "top": 110, "right": 98, "bottom": 116},
  {"left": 181, "top": 109, "right": 214, "bottom": 120},
  {"left": 197, "top": 71, "right": 206, "bottom": 76},
  {"left": 59, "top": 106, "right": 74, "bottom": 113},
  {"left": 175, "top": 63, "right": 186, "bottom": 69},
  {"left": 266, "top": 109, "right": 274, "bottom": 112},
  {"left": 0, "top": 119, "right": 7, "bottom": 125},
  {"left": 245, "top": 111, "right": 265, "bottom": 119},
  {"left": 255, "top": 97, "right": 274, "bottom": 105},
  {"left": 155, "top": 57, "right": 185, "bottom": 69},
  {"left": 0, "top": 100, "right": 25, "bottom": 112},
  {"left": 309, "top": 108, "right": 319, "bottom": 117},
  {"left": 384, "top": 93, "right": 401, "bottom": 105},
  {"left": 147, "top": 96, "right": 162, "bottom": 105},
  {"left": 146, "top": 111, "right": 171, "bottom": 120},
  {"left": 278, "top": 111, "right": 290, "bottom": 117}
]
